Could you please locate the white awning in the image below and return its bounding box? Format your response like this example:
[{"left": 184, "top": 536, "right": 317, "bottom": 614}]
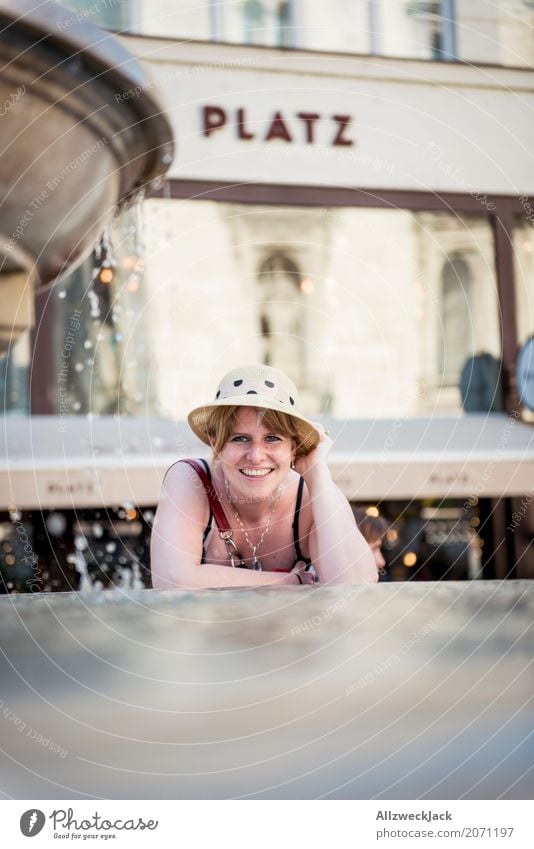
[{"left": 0, "top": 414, "right": 532, "bottom": 509}]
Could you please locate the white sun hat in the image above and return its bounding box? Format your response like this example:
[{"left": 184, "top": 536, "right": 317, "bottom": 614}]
[{"left": 187, "top": 364, "right": 320, "bottom": 454}]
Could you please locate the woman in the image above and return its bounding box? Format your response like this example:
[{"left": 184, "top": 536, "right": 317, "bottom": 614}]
[{"left": 151, "top": 365, "right": 377, "bottom": 588}]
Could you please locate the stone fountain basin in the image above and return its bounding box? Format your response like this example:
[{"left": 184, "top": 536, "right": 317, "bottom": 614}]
[
  {"left": 0, "top": 581, "right": 532, "bottom": 799},
  {"left": 0, "top": 0, "right": 174, "bottom": 286}
]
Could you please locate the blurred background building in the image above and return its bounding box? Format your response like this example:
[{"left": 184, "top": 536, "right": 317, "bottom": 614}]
[{"left": 1, "top": 0, "right": 533, "bottom": 590}]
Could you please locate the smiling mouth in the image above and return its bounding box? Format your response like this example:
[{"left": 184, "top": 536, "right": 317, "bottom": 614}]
[{"left": 240, "top": 468, "right": 274, "bottom": 478}]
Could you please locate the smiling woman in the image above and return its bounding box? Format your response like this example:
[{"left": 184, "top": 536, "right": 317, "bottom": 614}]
[{"left": 150, "top": 365, "right": 377, "bottom": 589}]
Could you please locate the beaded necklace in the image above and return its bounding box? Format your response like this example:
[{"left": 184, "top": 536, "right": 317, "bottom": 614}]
[{"left": 224, "top": 478, "right": 283, "bottom": 570}]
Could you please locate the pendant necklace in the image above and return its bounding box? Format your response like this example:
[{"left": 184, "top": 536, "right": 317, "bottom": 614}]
[{"left": 224, "top": 478, "right": 283, "bottom": 570}]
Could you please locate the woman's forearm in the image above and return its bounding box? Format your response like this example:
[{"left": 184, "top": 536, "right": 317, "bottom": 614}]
[
  {"left": 152, "top": 561, "right": 299, "bottom": 590},
  {"left": 305, "top": 465, "right": 378, "bottom": 585}
]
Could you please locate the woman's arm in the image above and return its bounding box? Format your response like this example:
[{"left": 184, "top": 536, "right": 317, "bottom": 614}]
[
  {"left": 296, "top": 430, "right": 378, "bottom": 586},
  {"left": 150, "top": 463, "right": 300, "bottom": 589}
]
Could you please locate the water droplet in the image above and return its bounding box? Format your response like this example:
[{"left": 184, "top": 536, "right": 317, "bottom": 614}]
[
  {"left": 46, "top": 513, "right": 67, "bottom": 536},
  {"left": 74, "top": 362, "right": 84, "bottom": 372},
  {"left": 58, "top": 290, "right": 67, "bottom": 299},
  {"left": 72, "top": 401, "right": 82, "bottom": 411},
  {"left": 105, "top": 542, "right": 116, "bottom": 553},
  {"left": 84, "top": 340, "right": 93, "bottom": 350},
  {"left": 74, "top": 535, "right": 88, "bottom": 551}
]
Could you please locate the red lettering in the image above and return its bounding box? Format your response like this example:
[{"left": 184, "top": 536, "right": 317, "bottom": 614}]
[
  {"left": 265, "top": 111, "right": 292, "bottom": 143},
  {"left": 237, "top": 107, "right": 254, "bottom": 140},
  {"left": 202, "top": 105, "right": 227, "bottom": 137},
  {"left": 201, "top": 105, "right": 356, "bottom": 147},
  {"left": 297, "top": 112, "right": 320, "bottom": 144},
  {"left": 332, "top": 115, "right": 354, "bottom": 146}
]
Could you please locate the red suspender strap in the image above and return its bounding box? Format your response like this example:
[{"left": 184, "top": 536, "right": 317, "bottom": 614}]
[
  {"left": 179, "top": 460, "right": 244, "bottom": 567},
  {"left": 179, "top": 459, "right": 231, "bottom": 534}
]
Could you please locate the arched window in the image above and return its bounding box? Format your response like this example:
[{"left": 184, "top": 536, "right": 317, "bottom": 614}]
[
  {"left": 438, "top": 254, "right": 473, "bottom": 384},
  {"left": 257, "top": 252, "right": 305, "bottom": 385}
]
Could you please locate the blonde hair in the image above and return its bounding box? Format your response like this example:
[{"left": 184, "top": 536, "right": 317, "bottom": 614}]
[{"left": 205, "top": 405, "right": 317, "bottom": 459}]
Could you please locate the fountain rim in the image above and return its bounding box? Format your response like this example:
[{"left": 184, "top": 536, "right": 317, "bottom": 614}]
[{"left": 0, "top": 0, "right": 175, "bottom": 183}]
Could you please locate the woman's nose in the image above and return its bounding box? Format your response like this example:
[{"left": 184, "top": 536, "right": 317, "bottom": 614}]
[{"left": 245, "top": 441, "right": 265, "bottom": 461}]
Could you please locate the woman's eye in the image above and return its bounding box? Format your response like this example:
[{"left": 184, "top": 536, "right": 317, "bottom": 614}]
[
  {"left": 266, "top": 435, "right": 282, "bottom": 442},
  {"left": 231, "top": 435, "right": 248, "bottom": 442}
]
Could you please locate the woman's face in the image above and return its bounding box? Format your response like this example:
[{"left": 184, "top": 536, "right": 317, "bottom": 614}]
[{"left": 218, "top": 407, "right": 295, "bottom": 500}]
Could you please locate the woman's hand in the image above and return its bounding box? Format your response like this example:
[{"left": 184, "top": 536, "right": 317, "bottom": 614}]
[
  {"left": 290, "top": 561, "right": 316, "bottom": 585},
  {"left": 294, "top": 422, "right": 332, "bottom": 484}
]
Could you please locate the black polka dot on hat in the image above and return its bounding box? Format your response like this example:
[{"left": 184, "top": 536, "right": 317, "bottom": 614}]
[
  {"left": 246, "top": 390, "right": 258, "bottom": 395},
  {"left": 265, "top": 380, "right": 275, "bottom": 388},
  {"left": 289, "top": 397, "right": 295, "bottom": 405},
  {"left": 233, "top": 379, "right": 243, "bottom": 387},
  {"left": 215, "top": 390, "right": 220, "bottom": 399}
]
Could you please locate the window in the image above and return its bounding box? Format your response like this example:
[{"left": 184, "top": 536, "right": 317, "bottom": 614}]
[
  {"left": 439, "top": 255, "right": 473, "bottom": 383},
  {"left": 220, "top": 0, "right": 296, "bottom": 47},
  {"left": 69, "top": 0, "right": 533, "bottom": 66},
  {"left": 378, "top": 0, "right": 456, "bottom": 61},
  {"left": 258, "top": 252, "right": 308, "bottom": 389},
  {"left": 142, "top": 199, "right": 501, "bottom": 419}
]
